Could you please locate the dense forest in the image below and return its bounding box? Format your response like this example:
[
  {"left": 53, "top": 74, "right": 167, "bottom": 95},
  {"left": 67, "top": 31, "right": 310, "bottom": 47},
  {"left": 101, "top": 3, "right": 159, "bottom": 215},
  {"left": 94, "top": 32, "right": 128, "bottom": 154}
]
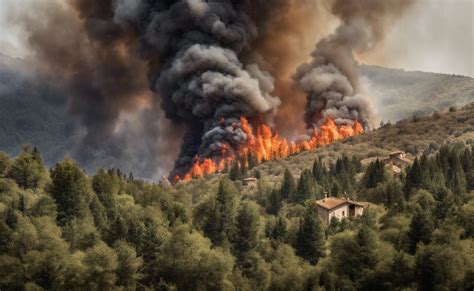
[{"left": 0, "top": 139, "right": 473, "bottom": 290}]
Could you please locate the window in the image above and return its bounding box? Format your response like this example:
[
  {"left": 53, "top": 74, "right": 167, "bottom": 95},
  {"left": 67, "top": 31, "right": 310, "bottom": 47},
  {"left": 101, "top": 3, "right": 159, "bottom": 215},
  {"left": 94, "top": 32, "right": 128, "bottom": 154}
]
[{"left": 342, "top": 211, "right": 345, "bottom": 216}]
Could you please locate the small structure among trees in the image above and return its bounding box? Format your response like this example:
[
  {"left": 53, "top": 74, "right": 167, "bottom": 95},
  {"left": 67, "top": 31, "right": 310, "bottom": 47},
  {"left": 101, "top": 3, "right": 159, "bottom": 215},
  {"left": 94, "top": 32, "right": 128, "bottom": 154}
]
[{"left": 315, "top": 197, "right": 368, "bottom": 223}]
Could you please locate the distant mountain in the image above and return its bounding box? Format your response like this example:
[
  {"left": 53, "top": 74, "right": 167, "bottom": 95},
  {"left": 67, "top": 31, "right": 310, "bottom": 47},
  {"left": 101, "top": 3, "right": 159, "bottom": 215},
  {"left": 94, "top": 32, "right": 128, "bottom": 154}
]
[
  {"left": 0, "top": 54, "right": 473, "bottom": 177},
  {"left": 360, "top": 65, "right": 474, "bottom": 123}
]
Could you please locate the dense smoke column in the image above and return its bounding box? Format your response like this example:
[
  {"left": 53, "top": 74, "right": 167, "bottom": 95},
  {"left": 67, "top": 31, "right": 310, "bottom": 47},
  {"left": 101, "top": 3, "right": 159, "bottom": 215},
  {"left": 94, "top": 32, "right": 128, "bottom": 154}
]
[
  {"left": 295, "top": 0, "right": 414, "bottom": 130},
  {"left": 17, "top": 0, "right": 152, "bottom": 166},
  {"left": 134, "top": 1, "right": 280, "bottom": 177}
]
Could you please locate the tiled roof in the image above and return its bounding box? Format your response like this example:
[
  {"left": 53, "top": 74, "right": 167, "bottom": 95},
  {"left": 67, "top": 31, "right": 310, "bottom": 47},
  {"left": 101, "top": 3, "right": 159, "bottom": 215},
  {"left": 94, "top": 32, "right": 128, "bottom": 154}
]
[{"left": 316, "top": 197, "right": 366, "bottom": 210}]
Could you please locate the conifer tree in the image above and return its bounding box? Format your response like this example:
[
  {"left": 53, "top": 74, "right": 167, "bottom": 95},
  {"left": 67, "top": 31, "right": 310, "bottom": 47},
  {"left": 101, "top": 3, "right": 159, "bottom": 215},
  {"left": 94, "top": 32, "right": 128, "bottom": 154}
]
[
  {"left": 292, "top": 169, "right": 318, "bottom": 203},
  {"left": 229, "top": 160, "right": 242, "bottom": 181},
  {"left": 355, "top": 224, "right": 377, "bottom": 270},
  {"left": 295, "top": 206, "right": 325, "bottom": 265},
  {"left": 50, "top": 159, "right": 90, "bottom": 224},
  {"left": 204, "top": 178, "right": 237, "bottom": 246},
  {"left": 446, "top": 149, "right": 466, "bottom": 202},
  {"left": 272, "top": 216, "right": 287, "bottom": 242},
  {"left": 0, "top": 151, "right": 10, "bottom": 176},
  {"left": 432, "top": 187, "right": 455, "bottom": 223},
  {"left": 267, "top": 189, "right": 282, "bottom": 215},
  {"left": 312, "top": 158, "right": 330, "bottom": 192},
  {"left": 461, "top": 147, "right": 474, "bottom": 191},
  {"left": 404, "top": 158, "right": 423, "bottom": 198},
  {"left": 363, "top": 159, "right": 386, "bottom": 189},
  {"left": 233, "top": 202, "right": 260, "bottom": 258},
  {"left": 407, "top": 206, "right": 434, "bottom": 254},
  {"left": 7, "top": 151, "right": 44, "bottom": 189},
  {"left": 280, "top": 168, "right": 296, "bottom": 200},
  {"left": 419, "top": 154, "right": 432, "bottom": 189}
]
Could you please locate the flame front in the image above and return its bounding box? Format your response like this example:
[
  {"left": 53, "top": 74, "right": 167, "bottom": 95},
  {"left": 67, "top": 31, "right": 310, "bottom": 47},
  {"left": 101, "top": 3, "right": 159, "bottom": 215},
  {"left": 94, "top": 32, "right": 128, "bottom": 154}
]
[{"left": 173, "top": 117, "right": 364, "bottom": 183}]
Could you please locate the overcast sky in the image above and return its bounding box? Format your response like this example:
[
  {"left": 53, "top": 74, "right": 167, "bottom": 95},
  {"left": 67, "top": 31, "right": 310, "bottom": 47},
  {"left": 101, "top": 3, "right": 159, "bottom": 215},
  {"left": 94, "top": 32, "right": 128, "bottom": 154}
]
[{"left": 0, "top": 0, "right": 473, "bottom": 77}]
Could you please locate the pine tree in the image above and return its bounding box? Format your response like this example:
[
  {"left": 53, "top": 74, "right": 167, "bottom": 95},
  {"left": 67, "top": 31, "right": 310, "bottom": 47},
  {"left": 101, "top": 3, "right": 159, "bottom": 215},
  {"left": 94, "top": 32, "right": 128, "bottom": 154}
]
[
  {"left": 312, "top": 158, "right": 330, "bottom": 192},
  {"left": 229, "top": 160, "right": 242, "bottom": 181},
  {"left": 292, "top": 169, "right": 318, "bottom": 203},
  {"left": 419, "top": 154, "right": 432, "bottom": 189},
  {"left": 267, "top": 189, "right": 282, "bottom": 215},
  {"left": 0, "top": 151, "right": 10, "bottom": 177},
  {"left": 407, "top": 206, "right": 434, "bottom": 254},
  {"left": 355, "top": 225, "right": 377, "bottom": 270},
  {"left": 432, "top": 187, "right": 455, "bottom": 223},
  {"left": 7, "top": 152, "right": 44, "bottom": 189},
  {"left": 50, "top": 159, "right": 91, "bottom": 224},
  {"left": 295, "top": 206, "right": 326, "bottom": 265},
  {"left": 92, "top": 168, "right": 118, "bottom": 210},
  {"left": 272, "top": 216, "right": 287, "bottom": 242},
  {"left": 446, "top": 149, "right": 467, "bottom": 202},
  {"left": 203, "top": 178, "right": 237, "bottom": 246},
  {"left": 280, "top": 168, "right": 296, "bottom": 200},
  {"left": 233, "top": 202, "right": 260, "bottom": 258},
  {"left": 461, "top": 147, "right": 474, "bottom": 191},
  {"left": 363, "top": 159, "right": 386, "bottom": 189},
  {"left": 333, "top": 155, "right": 356, "bottom": 193},
  {"left": 31, "top": 147, "right": 43, "bottom": 164},
  {"left": 404, "top": 158, "right": 423, "bottom": 198}
]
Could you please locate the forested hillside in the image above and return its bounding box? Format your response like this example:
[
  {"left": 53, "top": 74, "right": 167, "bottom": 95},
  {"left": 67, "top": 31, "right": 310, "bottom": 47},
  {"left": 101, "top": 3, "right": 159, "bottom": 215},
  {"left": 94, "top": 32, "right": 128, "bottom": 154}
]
[
  {"left": 1, "top": 53, "right": 473, "bottom": 179},
  {"left": 0, "top": 104, "right": 473, "bottom": 290}
]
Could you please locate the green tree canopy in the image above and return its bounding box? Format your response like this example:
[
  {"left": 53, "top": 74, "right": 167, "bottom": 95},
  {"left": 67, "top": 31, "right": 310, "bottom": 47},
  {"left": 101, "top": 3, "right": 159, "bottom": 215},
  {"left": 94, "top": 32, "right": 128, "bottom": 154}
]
[
  {"left": 50, "top": 159, "right": 91, "bottom": 223},
  {"left": 295, "top": 206, "right": 326, "bottom": 265}
]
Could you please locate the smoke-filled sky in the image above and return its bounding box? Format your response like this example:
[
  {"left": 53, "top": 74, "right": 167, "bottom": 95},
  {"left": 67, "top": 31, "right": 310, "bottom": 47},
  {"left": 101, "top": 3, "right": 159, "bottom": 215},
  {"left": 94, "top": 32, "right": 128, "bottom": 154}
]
[
  {"left": 1, "top": 0, "right": 472, "bottom": 77},
  {"left": 0, "top": 0, "right": 472, "bottom": 180}
]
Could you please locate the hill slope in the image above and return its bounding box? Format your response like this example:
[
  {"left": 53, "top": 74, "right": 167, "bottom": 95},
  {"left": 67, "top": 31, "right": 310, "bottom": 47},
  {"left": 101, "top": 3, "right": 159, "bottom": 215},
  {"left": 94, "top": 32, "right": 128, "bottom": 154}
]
[
  {"left": 0, "top": 55, "right": 473, "bottom": 178},
  {"left": 197, "top": 102, "right": 474, "bottom": 188}
]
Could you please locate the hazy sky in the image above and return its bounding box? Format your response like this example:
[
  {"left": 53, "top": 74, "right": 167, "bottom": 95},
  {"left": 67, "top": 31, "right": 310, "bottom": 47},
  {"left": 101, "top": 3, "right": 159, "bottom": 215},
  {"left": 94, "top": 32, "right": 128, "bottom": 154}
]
[{"left": 0, "top": 0, "right": 472, "bottom": 77}]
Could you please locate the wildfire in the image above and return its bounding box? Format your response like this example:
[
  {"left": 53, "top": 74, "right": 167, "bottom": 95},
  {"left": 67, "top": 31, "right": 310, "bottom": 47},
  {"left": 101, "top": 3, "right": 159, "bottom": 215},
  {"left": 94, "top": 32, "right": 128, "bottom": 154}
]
[{"left": 173, "top": 117, "right": 364, "bottom": 183}]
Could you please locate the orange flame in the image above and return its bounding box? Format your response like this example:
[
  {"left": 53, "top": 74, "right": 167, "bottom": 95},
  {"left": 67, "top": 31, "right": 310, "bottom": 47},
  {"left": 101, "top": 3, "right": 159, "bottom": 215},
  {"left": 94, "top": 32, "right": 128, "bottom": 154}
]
[{"left": 175, "top": 117, "right": 364, "bottom": 183}]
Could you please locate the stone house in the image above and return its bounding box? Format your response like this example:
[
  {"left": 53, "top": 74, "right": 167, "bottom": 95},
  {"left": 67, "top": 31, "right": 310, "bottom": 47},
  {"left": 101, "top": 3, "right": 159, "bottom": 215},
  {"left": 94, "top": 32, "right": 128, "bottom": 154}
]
[
  {"left": 361, "top": 150, "right": 413, "bottom": 176},
  {"left": 315, "top": 197, "right": 367, "bottom": 223}
]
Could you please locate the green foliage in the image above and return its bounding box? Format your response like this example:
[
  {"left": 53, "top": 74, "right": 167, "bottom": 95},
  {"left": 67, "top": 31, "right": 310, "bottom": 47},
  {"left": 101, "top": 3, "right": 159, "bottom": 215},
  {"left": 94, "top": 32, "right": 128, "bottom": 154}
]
[
  {"left": 295, "top": 206, "right": 326, "bottom": 265},
  {"left": 280, "top": 168, "right": 296, "bottom": 200},
  {"left": 271, "top": 216, "right": 287, "bottom": 242},
  {"left": 6, "top": 151, "right": 45, "bottom": 189},
  {"left": 83, "top": 242, "right": 119, "bottom": 290},
  {"left": 233, "top": 202, "right": 260, "bottom": 258},
  {"left": 404, "top": 158, "right": 423, "bottom": 197},
  {"left": 267, "top": 188, "right": 282, "bottom": 215},
  {"left": 0, "top": 151, "right": 11, "bottom": 177},
  {"left": 203, "top": 177, "right": 238, "bottom": 246},
  {"left": 292, "top": 169, "right": 319, "bottom": 203},
  {"left": 363, "top": 159, "right": 386, "bottom": 189},
  {"left": 1, "top": 137, "right": 474, "bottom": 290},
  {"left": 113, "top": 240, "right": 143, "bottom": 289},
  {"left": 407, "top": 206, "right": 434, "bottom": 254},
  {"left": 157, "top": 225, "right": 234, "bottom": 290},
  {"left": 50, "top": 159, "right": 91, "bottom": 224}
]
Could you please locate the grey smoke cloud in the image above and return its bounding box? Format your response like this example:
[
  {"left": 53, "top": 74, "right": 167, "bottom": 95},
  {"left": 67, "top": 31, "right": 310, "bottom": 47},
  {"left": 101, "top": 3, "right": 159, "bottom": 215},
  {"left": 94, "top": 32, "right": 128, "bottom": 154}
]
[{"left": 295, "top": 0, "right": 414, "bottom": 130}]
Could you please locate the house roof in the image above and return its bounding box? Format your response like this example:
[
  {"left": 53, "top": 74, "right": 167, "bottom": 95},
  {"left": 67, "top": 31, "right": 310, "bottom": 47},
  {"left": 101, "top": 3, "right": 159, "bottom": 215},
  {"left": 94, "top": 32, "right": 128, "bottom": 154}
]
[{"left": 315, "top": 197, "right": 366, "bottom": 210}]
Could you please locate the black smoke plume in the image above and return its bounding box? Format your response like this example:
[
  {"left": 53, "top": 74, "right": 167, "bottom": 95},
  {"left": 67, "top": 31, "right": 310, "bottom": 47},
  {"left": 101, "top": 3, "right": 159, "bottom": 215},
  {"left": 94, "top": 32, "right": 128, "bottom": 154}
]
[{"left": 129, "top": 0, "right": 280, "bottom": 178}]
